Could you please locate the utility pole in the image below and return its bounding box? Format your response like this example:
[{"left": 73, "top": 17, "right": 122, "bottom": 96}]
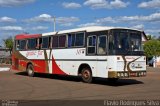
[{"left": 53, "top": 16, "right": 56, "bottom": 32}]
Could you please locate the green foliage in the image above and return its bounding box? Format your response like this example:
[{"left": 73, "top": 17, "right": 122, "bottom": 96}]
[
  {"left": 3, "top": 36, "right": 14, "bottom": 54},
  {"left": 146, "top": 35, "right": 156, "bottom": 40},
  {"left": 143, "top": 40, "right": 160, "bottom": 57},
  {"left": 158, "top": 36, "right": 160, "bottom": 41}
]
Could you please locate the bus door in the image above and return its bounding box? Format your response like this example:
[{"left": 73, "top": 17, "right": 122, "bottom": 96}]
[
  {"left": 96, "top": 35, "right": 108, "bottom": 78},
  {"left": 87, "top": 35, "right": 97, "bottom": 76}
]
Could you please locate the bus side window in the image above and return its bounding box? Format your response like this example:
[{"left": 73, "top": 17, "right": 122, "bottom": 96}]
[
  {"left": 68, "top": 33, "right": 78, "bottom": 47},
  {"left": 109, "top": 34, "right": 114, "bottom": 52},
  {"left": 27, "top": 38, "right": 37, "bottom": 50},
  {"left": 19, "top": 40, "right": 26, "bottom": 50},
  {"left": 42, "top": 37, "right": 49, "bottom": 49},
  {"left": 52, "top": 36, "right": 58, "bottom": 48},
  {"left": 87, "top": 35, "right": 97, "bottom": 54},
  {"left": 68, "top": 34, "right": 72, "bottom": 47},
  {"left": 59, "top": 35, "right": 66, "bottom": 48},
  {"left": 38, "top": 38, "right": 42, "bottom": 49},
  {"left": 71, "top": 34, "right": 76, "bottom": 47},
  {"left": 68, "top": 32, "right": 84, "bottom": 47},
  {"left": 75, "top": 33, "right": 84, "bottom": 46},
  {"left": 98, "top": 35, "right": 106, "bottom": 54},
  {"left": 16, "top": 40, "right": 20, "bottom": 50}
]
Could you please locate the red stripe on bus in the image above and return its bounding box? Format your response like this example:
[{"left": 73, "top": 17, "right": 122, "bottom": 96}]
[
  {"left": 32, "top": 60, "right": 46, "bottom": 73},
  {"left": 52, "top": 56, "right": 67, "bottom": 75},
  {"left": 15, "top": 34, "right": 41, "bottom": 40},
  {"left": 12, "top": 55, "right": 67, "bottom": 75}
]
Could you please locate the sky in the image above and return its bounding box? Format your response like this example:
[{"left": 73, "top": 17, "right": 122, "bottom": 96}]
[{"left": 0, "top": 0, "right": 160, "bottom": 45}]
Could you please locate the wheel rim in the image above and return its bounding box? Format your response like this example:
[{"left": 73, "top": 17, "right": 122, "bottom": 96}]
[
  {"left": 83, "top": 70, "right": 90, "bottom": 79},
  {"left": 28, "top": 68, "right": 33, "bottom": 75}
]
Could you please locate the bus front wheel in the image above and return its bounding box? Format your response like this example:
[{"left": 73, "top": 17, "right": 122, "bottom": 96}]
[
  {"left": 81, "top": 68, "right": 92, "bottom": 83},
  {"left": 27, "top": 64, "right": 34, "bottom": 77}
]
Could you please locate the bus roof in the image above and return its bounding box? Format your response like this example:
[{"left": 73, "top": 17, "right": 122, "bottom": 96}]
[
  {"left": 15, "top": 26, "right": 147, "bottom": 41},
  {"left": 42, "top": 26, "right": 144, "bottom": 36},
  {"left": 15, "top": 34, "right": 41, "bottom": 40}
]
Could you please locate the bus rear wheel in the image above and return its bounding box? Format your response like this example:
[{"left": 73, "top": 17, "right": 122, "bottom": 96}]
[
  {"left": 27, "top": 64, "right": 34, "bottom": 77},
  {"left": 81, "top": 68, "right": 92, "bottom": 83}
]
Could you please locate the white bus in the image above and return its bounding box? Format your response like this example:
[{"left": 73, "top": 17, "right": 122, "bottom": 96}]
[{"left": 12, "top": 26, "right": 147, "bottom": 83}]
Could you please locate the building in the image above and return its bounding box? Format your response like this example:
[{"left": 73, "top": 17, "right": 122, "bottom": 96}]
[
  {"left": 0, "top": 47, "right": 11, "bottom": 64},
  {"left": 155, "top": 57, "right": 160, "bottom": 68}
]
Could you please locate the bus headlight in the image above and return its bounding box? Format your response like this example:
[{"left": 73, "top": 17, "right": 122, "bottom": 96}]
[
  {"left": 117, "top": 73, "right": 120, "bottom": 77},
  {"left": 125, "top": 73, "right": 128, "bottom": 77},
  {"left": 139, "top": 72, "right": 141, "bottom": 76}
]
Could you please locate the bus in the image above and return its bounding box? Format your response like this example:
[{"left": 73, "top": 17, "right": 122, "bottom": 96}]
[{"left": 12, "top": 26, "right": 147, "bottom": 83}]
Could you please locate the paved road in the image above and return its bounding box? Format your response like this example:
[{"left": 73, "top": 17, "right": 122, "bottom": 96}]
[{"left": 0, "top": 67, "right": 160, "bottom": 101}]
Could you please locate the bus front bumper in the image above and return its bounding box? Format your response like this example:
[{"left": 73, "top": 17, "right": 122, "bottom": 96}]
[{"left": 108, "top": 71, "right": 147, "bottom": 78}]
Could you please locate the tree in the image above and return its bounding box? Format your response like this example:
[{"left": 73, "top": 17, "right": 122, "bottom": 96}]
[
  {"left": 146, "top": 35, "right": 156, "bottom": 40},
  {"left": 3, "top": 36, "right": 14, "bottom": 54},
  {"left": 143, "top": 40, "right": 160, "bottom": 57},
  {"left": 158, "top": 36, "right": 160, "bottom": 41}
]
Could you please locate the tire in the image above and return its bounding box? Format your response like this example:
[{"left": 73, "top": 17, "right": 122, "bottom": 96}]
[
  {"left": 27, "top": 64, "right": 34, "bottom": 77},
  {"left": 81, "top": 68, "right": 92, "bottom": 83}
]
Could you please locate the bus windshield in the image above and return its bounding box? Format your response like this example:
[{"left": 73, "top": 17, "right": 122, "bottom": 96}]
[{"left": 109, "top": 29, "right": 144, "bottom": 55}]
